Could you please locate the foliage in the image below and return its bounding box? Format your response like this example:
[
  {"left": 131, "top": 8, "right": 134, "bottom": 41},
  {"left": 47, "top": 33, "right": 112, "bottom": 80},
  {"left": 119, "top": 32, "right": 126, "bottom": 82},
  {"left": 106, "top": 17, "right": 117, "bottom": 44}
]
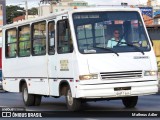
[
  {"left": 28, "top": 7, "right": 38, "bottom": 15},
  {"left": 6, "top": 5, "right": 24, "bottom": 24},
  {"left": 6, "top": 6, "right": 38, "bottom": 24}
]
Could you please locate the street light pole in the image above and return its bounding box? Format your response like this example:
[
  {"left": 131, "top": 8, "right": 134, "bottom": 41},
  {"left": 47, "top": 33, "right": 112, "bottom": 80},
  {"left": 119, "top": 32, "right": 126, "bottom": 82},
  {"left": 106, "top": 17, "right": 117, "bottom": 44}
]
[{"left": 25, "top": 1, "right": 28, "bottom": 20}]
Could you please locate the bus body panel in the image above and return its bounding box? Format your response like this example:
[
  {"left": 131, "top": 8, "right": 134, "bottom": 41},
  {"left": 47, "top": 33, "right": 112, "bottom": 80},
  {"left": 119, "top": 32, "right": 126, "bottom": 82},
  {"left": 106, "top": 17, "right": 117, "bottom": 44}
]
[
  {"left": 3, "top": 56, "right": 48, "bottom": 77},
  {"left": 82, "top": 53, "right": 152, "bottom": 73},
  {"left": 48, "top": 53, "right": 76, "bottom": 96},
  {"left": 3, "top": 79, "right": 19, "bottom": 92}
]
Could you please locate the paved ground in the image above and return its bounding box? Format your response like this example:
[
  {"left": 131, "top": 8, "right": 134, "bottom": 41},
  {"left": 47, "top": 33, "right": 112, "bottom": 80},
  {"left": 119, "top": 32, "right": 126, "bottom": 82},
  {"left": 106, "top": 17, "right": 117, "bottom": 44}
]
[
  {"left": 0, "top": 92, "right": 160, "bottom": 119},
  {"left": 0, "top": 92, "right": 159, "bottom": 111}
]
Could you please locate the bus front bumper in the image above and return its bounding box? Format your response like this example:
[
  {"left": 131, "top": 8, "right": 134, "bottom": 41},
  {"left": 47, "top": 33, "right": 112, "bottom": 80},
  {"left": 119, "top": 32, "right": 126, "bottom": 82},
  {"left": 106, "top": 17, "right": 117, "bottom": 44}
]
[{"left": 75, "top": 80, "right": 158, "bottom": 98}]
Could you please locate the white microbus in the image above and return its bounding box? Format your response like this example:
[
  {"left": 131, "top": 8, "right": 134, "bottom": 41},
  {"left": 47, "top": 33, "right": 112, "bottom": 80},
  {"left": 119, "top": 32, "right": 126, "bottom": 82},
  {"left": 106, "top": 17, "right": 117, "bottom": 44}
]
[{"left": 2, "top": 8, "right": 158, "bottom": 111}]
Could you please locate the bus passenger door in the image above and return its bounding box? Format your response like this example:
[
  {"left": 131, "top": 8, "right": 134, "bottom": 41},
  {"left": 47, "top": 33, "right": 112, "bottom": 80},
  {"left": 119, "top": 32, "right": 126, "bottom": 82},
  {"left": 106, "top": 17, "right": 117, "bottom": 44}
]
[
  {"left": 47, "top": 21, "right": 59, "bottom": 96},
  {"left": 56, "top": 19, "right": 74, "bottom": 96},
  {"left": 48, "top": 19, "right": 74, "bottom": 96}
]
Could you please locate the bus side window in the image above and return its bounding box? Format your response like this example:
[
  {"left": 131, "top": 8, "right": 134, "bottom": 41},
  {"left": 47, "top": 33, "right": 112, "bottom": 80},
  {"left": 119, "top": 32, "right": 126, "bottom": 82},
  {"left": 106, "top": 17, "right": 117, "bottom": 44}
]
[
  {"left": 5, "top": 28, "right": 17, "bottom": 58},
  {"left": 48, "top": 21, "right": 55, "bottom": 55},
  {"left": 18, "top": 25, "right": 31, "bottom": 57},
  {"left": 32, "top": 21, "right": 46, "bottom": 56},
  {"left": 57, "top": 19, "right": 73, "bottom": 54}
]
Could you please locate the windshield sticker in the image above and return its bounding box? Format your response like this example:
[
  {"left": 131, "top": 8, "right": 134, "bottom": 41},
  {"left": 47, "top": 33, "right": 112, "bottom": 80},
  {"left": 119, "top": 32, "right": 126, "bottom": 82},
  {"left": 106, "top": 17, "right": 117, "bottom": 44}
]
[{"left": 84, "top": 49, "right": 96, "bottom": 53}]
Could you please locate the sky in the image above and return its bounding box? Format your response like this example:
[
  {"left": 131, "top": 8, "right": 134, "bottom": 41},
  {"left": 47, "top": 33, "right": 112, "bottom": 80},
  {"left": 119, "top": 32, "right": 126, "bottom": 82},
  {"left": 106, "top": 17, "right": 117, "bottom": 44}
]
[{"left": 6, "top": 0, "right": 160, "bottom": 8}]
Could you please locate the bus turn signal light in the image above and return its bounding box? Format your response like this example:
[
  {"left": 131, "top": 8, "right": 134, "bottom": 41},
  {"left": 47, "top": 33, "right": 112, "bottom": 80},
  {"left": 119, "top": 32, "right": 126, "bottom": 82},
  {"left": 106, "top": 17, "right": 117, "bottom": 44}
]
[{"left": 79, "top": 74, "right": 98, "bottom": 80}]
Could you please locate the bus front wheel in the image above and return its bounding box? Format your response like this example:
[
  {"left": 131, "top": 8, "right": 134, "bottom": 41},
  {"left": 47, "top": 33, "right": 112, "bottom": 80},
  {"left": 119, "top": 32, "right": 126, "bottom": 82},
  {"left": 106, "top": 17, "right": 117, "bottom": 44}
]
[
  {"left": 22, "top": 83, "right": 35, "bottom": 106},
  {"left": 122, "top": 96, "right": 138, "bottom": 108},
  {"left": 66, "top": 87, "right": 81, "bottom": 111}
]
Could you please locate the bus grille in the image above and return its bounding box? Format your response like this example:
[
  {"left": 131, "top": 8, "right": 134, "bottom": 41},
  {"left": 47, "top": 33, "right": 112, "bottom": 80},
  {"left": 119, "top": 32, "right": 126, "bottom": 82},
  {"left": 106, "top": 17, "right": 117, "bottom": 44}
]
[{"left": 100, "top": 70, "right": 142, "bottom": 80}]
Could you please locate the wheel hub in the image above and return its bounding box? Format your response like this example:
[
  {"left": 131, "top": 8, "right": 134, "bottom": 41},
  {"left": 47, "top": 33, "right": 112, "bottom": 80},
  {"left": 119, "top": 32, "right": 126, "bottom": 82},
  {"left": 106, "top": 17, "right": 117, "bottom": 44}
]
[
  {"left": 23, "top": 88, "right": 28, "bottom": 102},
  {"left": 67, "top": 90, "right": 73, "bottom": 105}
]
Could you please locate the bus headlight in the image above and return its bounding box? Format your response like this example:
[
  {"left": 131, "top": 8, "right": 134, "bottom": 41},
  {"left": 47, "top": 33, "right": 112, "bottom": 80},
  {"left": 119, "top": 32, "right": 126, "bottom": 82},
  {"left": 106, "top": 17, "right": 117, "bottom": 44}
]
[
  {"left": 144, "top": 71, "right": 157, "bottom": 76},
  {"left": 79, "top": 74, "right": 98, "bottom": 80}
]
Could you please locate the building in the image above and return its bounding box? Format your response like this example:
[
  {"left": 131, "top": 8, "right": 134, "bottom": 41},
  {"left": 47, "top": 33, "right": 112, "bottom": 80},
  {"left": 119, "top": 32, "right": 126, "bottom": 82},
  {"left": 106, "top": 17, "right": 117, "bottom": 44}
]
[
  {"left": 139, "top": 7, "right": 154, "bottom": 25},
  {"left": 153, "top": 14, "right": 160, "bottom": 24},
  {"left": 0, "top": 0, "right": 6, "bottom": 36},
  {"left": 147, "top": 0, "right": 160, "bottom": 14},
  {"left": 0, "top": 0, "right": 6, "bottom": 43},
  {"left": 137, "top": 0, "right": 160, "bottom": 25},
  {"left": 38, "top": 0, "right": 91, "bottom": 16},
  {"left": 0, "top": 0, "right": 5, "bottom": 83},
  {"left": 147, "top": 0, "right": 158, "bottom": 6},
  {"left": 13, "top": 15, "right": 39, "bottom": 23},
  {"left": 0, "top": 0, "right": 6, "bottom": 26}
]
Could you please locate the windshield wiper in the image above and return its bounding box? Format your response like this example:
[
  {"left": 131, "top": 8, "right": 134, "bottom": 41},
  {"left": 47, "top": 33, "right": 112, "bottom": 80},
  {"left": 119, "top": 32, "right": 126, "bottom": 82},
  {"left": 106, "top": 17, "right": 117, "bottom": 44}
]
[
  {"left": 122, "top": 42, "right": 145, "bottom": 55},
  {"left": 94, "top": 46, "right": 119, "bottom": 56}
]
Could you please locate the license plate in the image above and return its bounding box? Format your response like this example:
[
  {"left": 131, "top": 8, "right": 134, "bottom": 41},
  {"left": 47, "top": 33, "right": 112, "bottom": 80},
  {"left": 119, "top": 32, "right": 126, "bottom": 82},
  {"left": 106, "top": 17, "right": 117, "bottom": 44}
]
[{"left": 115, "top": 90, "right": 131, "bottom": 96}]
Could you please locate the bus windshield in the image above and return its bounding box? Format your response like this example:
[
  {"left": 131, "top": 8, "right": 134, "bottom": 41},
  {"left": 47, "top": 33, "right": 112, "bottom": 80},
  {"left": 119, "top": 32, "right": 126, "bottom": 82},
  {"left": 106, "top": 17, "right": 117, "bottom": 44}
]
[{"left": 73, "top": 11, "right": 151, "bottom": 54}]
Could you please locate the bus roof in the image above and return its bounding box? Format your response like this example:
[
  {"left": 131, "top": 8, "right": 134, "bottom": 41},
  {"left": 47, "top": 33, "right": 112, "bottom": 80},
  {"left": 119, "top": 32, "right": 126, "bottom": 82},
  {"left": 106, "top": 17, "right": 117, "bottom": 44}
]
[{"left": 2, "top": 7, "right": 140, "bottom": 30}]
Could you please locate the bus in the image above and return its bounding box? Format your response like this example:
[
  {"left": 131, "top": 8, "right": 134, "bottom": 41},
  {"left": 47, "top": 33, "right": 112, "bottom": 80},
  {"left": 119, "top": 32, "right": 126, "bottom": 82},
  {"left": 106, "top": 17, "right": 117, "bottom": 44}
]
[
  {"left": 2, "top": 7, "right": 158, "bottom": 111},
  {"left": 147, "top": 24, "right": 160, "bottom": 71}
]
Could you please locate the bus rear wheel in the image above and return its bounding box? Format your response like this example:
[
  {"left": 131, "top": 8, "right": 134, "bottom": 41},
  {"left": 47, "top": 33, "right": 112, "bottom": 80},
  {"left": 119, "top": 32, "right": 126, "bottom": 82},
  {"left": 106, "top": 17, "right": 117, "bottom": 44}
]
[
  {"left": 34, "top": 95, "right": 42, "bottom": 106},
  {"left": 122, "top": 96, "right": 138, "bottom": 108},
  {"left": 22, "top": 83, "right": 35, "bottom": 106},
  {"left": 66, "top": 87, "right": 81, "bottom": 111}
]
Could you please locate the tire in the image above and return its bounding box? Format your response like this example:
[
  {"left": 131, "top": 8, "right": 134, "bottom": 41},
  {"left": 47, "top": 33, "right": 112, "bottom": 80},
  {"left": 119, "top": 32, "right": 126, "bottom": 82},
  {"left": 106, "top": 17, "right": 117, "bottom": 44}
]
[
  {"left": 122, "top": 96, "right": 138, "bottom": 108},
  {"left": 66, "top": 87, "right": 81, "bottom": 111},
  {"left": 22, "top": 83, "right": 35, "bottom": 106},
  {"left": 34, "top": 95, "right": 42, "bottom": 106}
]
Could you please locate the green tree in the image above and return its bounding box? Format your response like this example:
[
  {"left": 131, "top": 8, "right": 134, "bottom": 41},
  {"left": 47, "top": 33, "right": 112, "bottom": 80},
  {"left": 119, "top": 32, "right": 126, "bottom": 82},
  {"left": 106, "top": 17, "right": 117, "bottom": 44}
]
[
  {"left": 28, "top": 7, "right": 38, "bottom": 15},
  {"left": 6, "top": 6, "right": 38, "bottom": 24},
  {"left": 6, "top": 5, "right": 24, "bottom": 24}
]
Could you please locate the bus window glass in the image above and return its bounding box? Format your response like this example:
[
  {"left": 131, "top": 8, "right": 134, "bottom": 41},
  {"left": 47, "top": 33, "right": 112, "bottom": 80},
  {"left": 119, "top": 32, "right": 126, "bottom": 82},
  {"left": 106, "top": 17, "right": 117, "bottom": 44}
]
[
  {"left": 77, "top": 24, "right": 93, "bottom": 50},
  {"left": 6, "top": 28, "right": 17, "bottom": 58},
  {"left": 57, "top": 20, "right": 73, "bottom": 54},
  {"left": 73, "top": 12, "right": 150, "bottom": 54},
  {"left": 48, "top": 21, "right": 55, "bottom": 55},
  {"left": 32, "top": 21, "right": 46, "bottom": 55},
  {"left": 18, "top": 25, "right": 30, "bottom": 57}
]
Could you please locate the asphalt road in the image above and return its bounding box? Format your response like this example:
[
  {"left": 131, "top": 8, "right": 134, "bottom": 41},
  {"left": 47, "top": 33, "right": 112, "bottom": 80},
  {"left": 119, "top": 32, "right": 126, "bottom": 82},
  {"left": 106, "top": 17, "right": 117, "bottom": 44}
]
[
  {"left": 0, "top": 92, "right": 160, "bottom": 120},
  {"left": 0, "top": 92, "right": 159, "bottom": 111}
]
